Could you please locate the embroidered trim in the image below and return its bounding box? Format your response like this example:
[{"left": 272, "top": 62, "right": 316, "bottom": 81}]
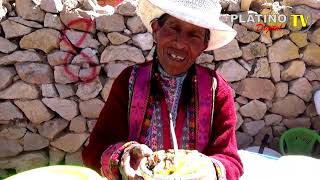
[{"left": 100, "top": 141, "right": 138, "bottom": 180}]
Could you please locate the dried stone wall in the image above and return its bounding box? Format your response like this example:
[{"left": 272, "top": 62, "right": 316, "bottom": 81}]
[{"left": 0, "top": 0, "right": 319, "bottom": 177}]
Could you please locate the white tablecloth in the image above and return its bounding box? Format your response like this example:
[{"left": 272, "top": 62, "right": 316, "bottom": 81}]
[{"left": 239, "top": 150, "right": 320, "bottom": 180}]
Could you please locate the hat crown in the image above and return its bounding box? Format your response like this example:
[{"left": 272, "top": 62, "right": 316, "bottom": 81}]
[{"left": 175, "top": 0, "right": 220, "bottom": 10}]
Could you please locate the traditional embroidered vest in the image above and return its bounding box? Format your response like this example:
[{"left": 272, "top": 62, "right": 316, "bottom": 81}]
[{"left": 127, "top": 62, "right": 217, "bottom": 152}]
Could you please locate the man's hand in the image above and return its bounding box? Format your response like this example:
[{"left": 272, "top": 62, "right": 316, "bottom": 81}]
[{"left": 119, "top": 144, "right": 153, "bottom": 180}]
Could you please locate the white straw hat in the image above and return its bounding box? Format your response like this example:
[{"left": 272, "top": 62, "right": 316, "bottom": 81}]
[{"left": 137, "top": 0, "right": 237, "bottom": 51}]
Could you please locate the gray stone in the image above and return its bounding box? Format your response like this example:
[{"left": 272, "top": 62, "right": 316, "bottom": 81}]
[
  {"left": 281, "top": 61, "right": 306, "bottom": 81},
  {"left": 311, "top": 117, "right": 320, "bottom": 130},
  {"left": 55, "top": 84, "right": 75, "bottom": 98},
  {"left": 50, "top": 133, "right": 89, "bottom": 153},
  {"left": 236, "top": 112, "right": 244, "bottom": 130},
  {"left": 0, "top": 81, "right": 40, "bottom": 99},
  {"left": 116, "top": 2, "right": 136, "bottom": 16},
  {"left": 70, "top": 116, "right": 87, "bottom": 133},
  {"left": 214, "top": 39, "right": 242, "bottom": 61},
  {"left": 272, "top": 125, "right": 287, "bottom": 137},
  {"left": 97, "top": 32, "right": 109, "bottom": 46},
  {"left": 104, "top": 63, "right": 131, "bottom": 78},
  {"left": 15, "top": 63, "right": 54, "bottom": 84},
  {"left": 79, "top": 66, "right": 101, "bottom": 82},
  {"left": 79, "top": 98, "right": 104, "bottom": 118},
  {"left": 107, "top": 32, "right": 130, "bottom": 45},
  {"left": 236, "top": 96, "right": 248, "bottom": 105},
  {"left": 0, "top": 151, "right": 49, "bottom": 172},
  {"left": 289, "top": 32, "right": 308, "bottom": 48},
  {"left": 65, "top": 29, "right": 100, "bottom": 49},
  {"left": 16, "top": 0, "right": 45, "bottom": 22},
  {"left": 0, "top": 126, "right": 26, "bottom": 140},
  {"left": 306, "top": 103, "right": 318, "bottom": 117},
  {"left": 217, "top": 60, "right": 248, "bottom": 82},
  {"left": 20, "top": 28, "right": 61, "bottom": 53},
  {"left": 264, "top": 114, "right": 283, "bottom": 126},
  {"left": 275, "top": 82, "right": 288, "bottom": 99},
  {"left": 283, "top": 117, "right": 311, "bottom": 128},
  {"left": 270, "top": 95, "right": 306, "bottom": 118},
  {"left": 132, "top": 33, "right": 153, "bottom": 51},
  {"left": 37, "top": 118, "right": 69, "bottom": 139},
  {"left": 42, "top": 98, "right": 78, "bottom": 120},
  {"left": 101, "top": 45, "right": 145, "bottom": 63},
  {"left": 65, "top": 150, "right": 83, "bottom": 166},
  {"left": 0, "top": 101, "right": 23, "bottom": 122},
  {"left": 126, "top": 16, "right": 147, "bottom": 34},
  {"left": 0, "top": 67, "right": 16, "bottom": 91},
  {"left": 47, "top": 51, "right": 73, "bottom": 66},
  {"left": 54, "top": 65, "right": 80, "bottom": 84},
  {"left": 23, "top": 132, "right": 49, "bottom": 151},
  {"left": 44, "top": 13, "right": 64, "bottom": 30},
  {"left": 235, "top": 78, "right": 275, "bottom": 100},
  {"left": 305, "top": 68, "right": 320, "bottom": 81},
  {"left": 241, "top": 42, "right": 267, "bottom": 61},
  {"left": 233, "top": 24, "right": 259, "bottom": 44},
  {"left": 302, "top": 43, "right": 320, "bottom": 66},
  {"left": 239, "top": 100, "right": 267, "bottom": 120},
  {"left": 310, "top": 28, "right": 320, "bottom": 45},
  {"left": 0, "top": 37, "right": 17, "bottom": 53},
  {"left": 268, "top": 39, "right": 299, "bottom": 63},
  {"left": 41, "top": 84, "right": 58, "bottom": 97},
  {"left": 259, "top": 31, "right": 272, "bottom": 44},
  {"left": 242, "top": 120, "right": 265, "bottom": 136},
  {"left": 0, "top": 50, "right": 42, "bottom": 65},
  {"left": 270, "top": 63, "right": 281, "bottom": 82},
  {"left": 271, "top": 29, "right": 290, "bottom": 40},
  {"left": 238, "top": 59, "right": 253, "bottom": 72},
  {"left": 87, "top": 120, "right": 97, "bottom": 132},
  {"left": 196, "top": 53, "right": 214, "bottom": 64},
  {"left": 1, "top": 19, "right": 33, "bottom": 39},
  {"left": 49, "top": 147, "right": 65, "bottom": 165},
  {"left": 236, "top": 132, "right": 253, "bottom": 149},
  {"left": 62, "top": 0, "right": 80, "bottom": 11},
  {"left": 96, "top": 14, "right": 125, "bottom": 33},
  {"left": 0, "top": 137, "right": 23, "bottom": 158},
  {"left": 8, "top": 17, "right": 43, "bottom": 29},
  {"left": 60, "top": 8, "right": 95, "bottom": 33},
  {"left": 14, "top": 100, "right": 54, "bottom": 124},
  {"left": 71, "top": 48, "right": 99, "bottom": 65},
  {"left": 76, "top": 78, "right": 102, "bottom": 100},
  {"left": 40, "top": 0, "right": 63, "bottom": 13},
  {"left": 251, "top": 58, "right": 271, "bottom": 78},
  {"left": 253, "top": 127, "right": 273, "bottom": 146},
  {"left": 289, "top": 78, "right": 313, "bottom": 102}
]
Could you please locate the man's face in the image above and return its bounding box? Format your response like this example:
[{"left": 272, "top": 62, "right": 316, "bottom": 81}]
[{"left": 152, "top": 15, "right": 208, "bottom": 76}]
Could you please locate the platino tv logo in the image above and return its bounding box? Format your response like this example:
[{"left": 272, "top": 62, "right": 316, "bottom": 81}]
[{"left": 230, "top": 13, "right": 312, "bottom": 32}]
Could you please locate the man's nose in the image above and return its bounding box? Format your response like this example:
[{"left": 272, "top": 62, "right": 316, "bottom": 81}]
[{"left": 173, "top": 33, "right": 187, "bottom": 49}]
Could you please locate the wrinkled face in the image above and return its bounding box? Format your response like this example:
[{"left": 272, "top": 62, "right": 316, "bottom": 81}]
[{"left": 151, "top": 15, "right": 208, "bottom": 76}]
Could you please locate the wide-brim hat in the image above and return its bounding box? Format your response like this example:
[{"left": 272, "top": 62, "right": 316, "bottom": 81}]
[{"left": 137, "top": 0, "right": 237, "bottom": 51}]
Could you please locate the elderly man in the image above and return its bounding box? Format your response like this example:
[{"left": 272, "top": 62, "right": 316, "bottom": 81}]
[{"left": 83, "top": 0, "right": 243, "bottom": 179}]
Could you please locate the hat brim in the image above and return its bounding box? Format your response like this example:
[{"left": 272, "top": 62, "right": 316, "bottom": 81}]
[{"left": 137, "top": 0, "right": 237, "bottom": 50}]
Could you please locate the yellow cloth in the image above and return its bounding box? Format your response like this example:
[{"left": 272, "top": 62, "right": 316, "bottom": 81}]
[{"left": 5, "top": 165, "right": 106, "bottom": 180}]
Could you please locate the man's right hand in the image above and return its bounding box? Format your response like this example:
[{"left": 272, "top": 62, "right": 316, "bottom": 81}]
[{"left": 119, "top": 144, "right": 153, "bottom": 180}]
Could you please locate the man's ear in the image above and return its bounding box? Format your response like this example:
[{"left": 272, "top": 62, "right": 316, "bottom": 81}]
[{"left": 151, "top": 19, "right": 160, "bottom": 43}]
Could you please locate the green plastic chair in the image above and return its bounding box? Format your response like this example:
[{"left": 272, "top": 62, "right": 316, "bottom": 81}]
[{"left": 279, "top": 128, "right": 320, "bottom": 156}]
